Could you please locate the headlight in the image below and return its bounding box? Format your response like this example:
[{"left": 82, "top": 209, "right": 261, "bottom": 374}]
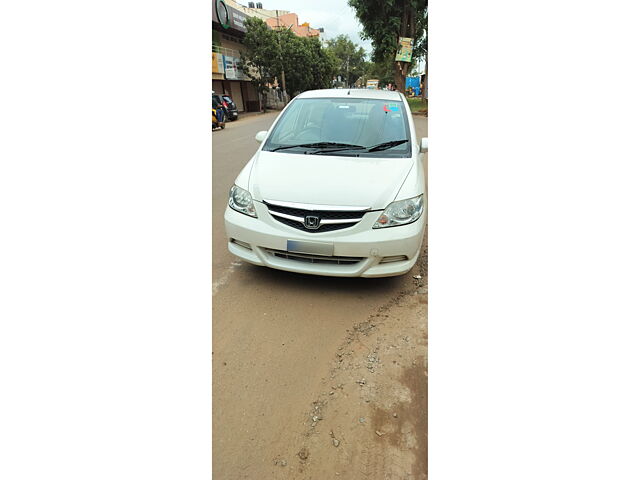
[
  {"left": 373, "top": 194, "right": 424, "bottom": 228},
  {"left": 228, "top": 185, "right": 257, "bottom": 218}
]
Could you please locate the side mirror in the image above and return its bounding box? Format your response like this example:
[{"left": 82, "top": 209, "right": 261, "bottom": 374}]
[
  {"left": 255, "top": 131, "right": 268, "bottom": 143},
  {"left": 420, "top": 137, "right": 428, "bottom": 153}
]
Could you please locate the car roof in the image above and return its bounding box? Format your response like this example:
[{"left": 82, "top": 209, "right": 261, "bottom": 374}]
[{"left": 296, "top": 88, "right": 404, "bottom": 101}]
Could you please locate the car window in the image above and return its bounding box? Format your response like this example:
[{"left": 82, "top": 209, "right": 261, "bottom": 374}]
[
  {"left": 222, "top": 96, "right": 233, "bottom": 103},
  {"left": 263, "top": 98, "right": 411, "bottom": 157}
]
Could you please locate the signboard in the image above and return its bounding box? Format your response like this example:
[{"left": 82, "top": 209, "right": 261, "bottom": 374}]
[
  {"left": 214, "top": 0, "right": 230, "bottom": 29},
  {"left": 224, "top": 56, "right": 236, "bottom": 79},
  {"left": 213, "top": 0, "right": 248, "bottom": 33},
  {"left": 230, "top": 8, "right": 248, "bottom": 32},
  {"left": 395, "top": 37, "right": 413, "bottom": 63},
  {"left": 212, "top": 53, "right": 225, "bottom": 74},
  {"left": 233, "top": 57, "right": 248, "bottom": 81},
  {"left": 218, "top": 55, "right": 249, "bottom": 81},
  {"left": 366, "top": 79, "right": 379, "bottom": 90}
]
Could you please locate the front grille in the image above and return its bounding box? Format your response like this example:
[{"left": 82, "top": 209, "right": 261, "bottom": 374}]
[
  {"left": 263, "top": 201, "right": 369, "bottom": 233},
  {"left": 264, "top": 248, "right": 364, "bottom": 265},
  {"left": 270, "top": 216, "right": 356, "bottom": 233}
]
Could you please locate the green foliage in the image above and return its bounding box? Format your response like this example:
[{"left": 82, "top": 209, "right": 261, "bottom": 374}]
[
  {"left": 325, "top": 34, "right": 367, "bottom": 86},
  {"left": 240, "top": 17, "right": 336, "bottom": 97},
  {"left": 407, "top": 96, "right": 427, "bottom": 114},
  {"left": 348, "top": 0, "right": 427, "bottom": 63},
  {"left": 359, "top": 60, "right": 394, "bottom": 86},
  {"left": 239, "top": 17, "right": 280, "bottom": 96},
  {"left": 280, "top": 30, "right": 335, "bottom": 95}
]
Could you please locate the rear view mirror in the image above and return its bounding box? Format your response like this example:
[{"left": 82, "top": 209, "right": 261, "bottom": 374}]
[
  {"left": 255, "top": 131, "right": 268, "bottom": 143},
  {"left": 420, "top": 137, "right": 428, "bottom": 153}
]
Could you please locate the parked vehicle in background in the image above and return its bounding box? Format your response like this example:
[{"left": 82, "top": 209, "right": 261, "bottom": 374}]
[
  {"left": 213, "top": 92, "right": 239, "bottom": 121},
  {"left": 224, "top": 88, "right": 428, "bottom": 278},
  {"left": 221, "top": 94, "right": 239, "bottom": 121}
]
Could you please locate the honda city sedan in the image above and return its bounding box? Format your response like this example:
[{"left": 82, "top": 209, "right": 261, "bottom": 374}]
[{"left": 224, "top": 88, "right": 427, "bottom": 277}]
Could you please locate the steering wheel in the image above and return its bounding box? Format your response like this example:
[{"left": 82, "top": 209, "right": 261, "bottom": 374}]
[{"left": 297, "top": 126, "right": 322, "bottom": 141}]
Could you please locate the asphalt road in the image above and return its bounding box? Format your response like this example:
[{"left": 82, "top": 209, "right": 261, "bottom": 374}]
[{"left": 213, "top": 110, "right": 428, "bottom": 478}]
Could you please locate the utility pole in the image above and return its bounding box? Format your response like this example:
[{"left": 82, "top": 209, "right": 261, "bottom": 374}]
[
  {"left": 346, "top": 55, "right": 350, "bottom": 88},
  {"left": 422, "top": 8, "right": 428, "bottom": 101},
  {"left": 422, "top": 54, "right": 427, "bottom": 101}
]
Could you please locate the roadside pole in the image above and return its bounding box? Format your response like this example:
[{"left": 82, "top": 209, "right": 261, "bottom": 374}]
[{"left": 422, "top": 56, "right": 427, "bottom": 101}]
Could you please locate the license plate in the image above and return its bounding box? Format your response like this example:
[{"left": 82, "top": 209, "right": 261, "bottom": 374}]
[{"left": 286, "top": 240, "right": 334, "bottom": 256}]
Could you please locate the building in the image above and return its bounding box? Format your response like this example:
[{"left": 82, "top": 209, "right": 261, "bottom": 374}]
[
  {"left": 265, "top": 12, "right": 322, "bottom": 38},
  {"left": 225, "top": 0, "right": 289, "bottom": 21},
  {"left": 225, "top": 1, "right": 324, "bottom": 38},
  {"left": 213, "top": 1, "right": 324, "bottom": 109},
  {"left": 212, "top": 0, "right": 261, "bottom": 112}
]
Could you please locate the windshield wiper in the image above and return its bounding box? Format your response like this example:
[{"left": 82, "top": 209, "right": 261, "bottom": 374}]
[
  {"left": 269, "top": 142, "right": 364, "bottom": 152},
  {"left": 314, "top": 139, "right": 410, "bottom": 155},
  {"left": 367, "top": 139, "right": 409, "bottom": 152},
  {"left": 269, "top": 139, "right": 409, "bottom": 154}
]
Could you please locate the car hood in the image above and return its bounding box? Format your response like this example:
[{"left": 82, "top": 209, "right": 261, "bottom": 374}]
[{"left": 249, "top": 151, "right": 414, "bottom": 209}]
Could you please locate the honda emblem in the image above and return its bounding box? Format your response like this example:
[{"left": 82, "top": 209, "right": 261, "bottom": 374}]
[{"left": 304, "top": 215, "right": 321, "bottom": 230}]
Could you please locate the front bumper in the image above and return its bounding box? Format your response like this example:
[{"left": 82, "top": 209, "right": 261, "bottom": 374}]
[{"left": 224, "top": 202, "right": 425, "bottom": 277}]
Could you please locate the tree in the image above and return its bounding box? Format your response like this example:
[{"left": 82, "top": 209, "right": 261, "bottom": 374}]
[
  {"left": 359, "top": 59, "right": 394, "bottom": 86},
  {"left": 325, "top": 34, "right": 367, "bottom": 87},
  {"left": 280, "top": 31, "right": 335, "bottom": 95},
  {"left": 348, "top": 0, "right": 427, "bottom": 92},
  {"left": 305, "top": 37, "right": 336, "bottom": 92},
  {"left": 241, "top": 17, "right": 336, "bottom": 104},
  {"left": 239, "top": 17, "right": 280, "bottom": 111}
]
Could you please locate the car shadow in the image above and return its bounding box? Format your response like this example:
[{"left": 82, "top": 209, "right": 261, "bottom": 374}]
[{"left": 237, "top": 262, "right": 407, "bottom": 295}]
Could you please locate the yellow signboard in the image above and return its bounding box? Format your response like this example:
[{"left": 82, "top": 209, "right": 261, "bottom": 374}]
[
  {"left": 212, "top": 53, "right": 225, "bottom": 74},
  {"left": 395, "top": 37, "right": 413, "bottom": 63}
]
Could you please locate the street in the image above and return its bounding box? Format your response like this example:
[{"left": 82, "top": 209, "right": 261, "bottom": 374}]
[{"left": 213, "top": 111, "right": 428, "bottom": 479}]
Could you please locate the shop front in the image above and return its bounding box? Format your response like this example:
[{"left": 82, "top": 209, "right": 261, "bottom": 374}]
[{"left": 212, "top": 0, "right": 260, "bottom": 112}]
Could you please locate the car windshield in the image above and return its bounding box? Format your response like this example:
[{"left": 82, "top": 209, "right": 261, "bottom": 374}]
[{"left": 262, "top": 97, "right": 411, "bottom": 157}]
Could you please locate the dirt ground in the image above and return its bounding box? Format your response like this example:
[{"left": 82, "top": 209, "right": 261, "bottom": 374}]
[
  {"left": 213, "top": 242, "right": 428, "bottom": 480},
  {"left": 276, "top": 246, "right": 428, "bottom": 480}
]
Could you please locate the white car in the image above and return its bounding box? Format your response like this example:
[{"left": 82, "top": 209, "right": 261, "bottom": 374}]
[{"left": 224, "top": 88, "right": 427, "bottom": 278}]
